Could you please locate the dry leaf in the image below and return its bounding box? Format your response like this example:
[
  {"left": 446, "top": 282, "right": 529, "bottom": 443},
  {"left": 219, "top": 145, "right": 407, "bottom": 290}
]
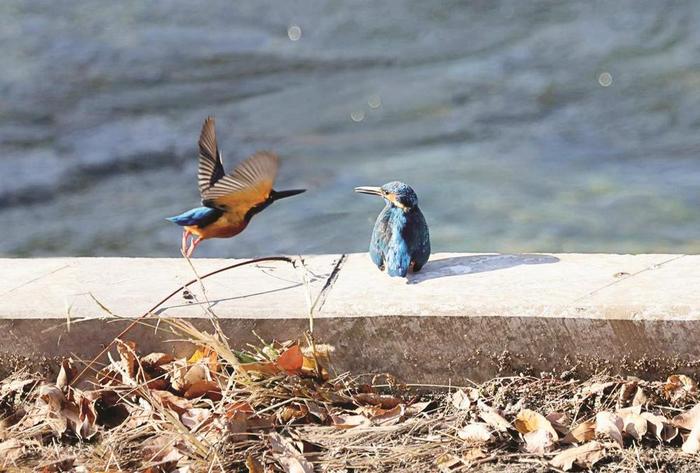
[
  {"left": 238, "top": 361, "right": 281, "bottom": 376},
  {"left": 478, "top": 402, "right": 512, "bottom": 432},
  {"left": 515, "top": 409, "right": 559, "bottom": 438},
  {"left": 642, "top": 412, "right": 678, "bottom": 443},
  {"left": 372, "top": 404, "right": 404, "bottom": 426},
  {"left": 0, "top": 438, "right": 23, "bottom": 463},
  {"left": 617, "top": 406, "right": 647, "bottom": 441},
  {"left": 595, "top": 411, "right": 624, "bottom": 447},
  {"left": 550, "top": 441, "right": 605, "bottom": 471},
  {"left": 405, "top": 401, "right": 431, "bottom": 417},
  {"left": 457, "top": 423, "right": 493, "bottom": 444},
  {"left": 115, "top": 339, "right": 138, "bottom": 382},
  {"left": 354, "top": 393, "right": 402, "bottom": 410},
  {"left": 436, "top": 449, "right": 486, "bottom": 472},
  {"left": 277, "top": 345, "right": 304, "bottom": 374},
  {"left": 582, "top": 382, "right": 615, "bottom": 398},
  {"left": 436, "top": 453, "right": 464, "bottom": 472},
  {"left": 141, "top": 352, "right": 175, "bottom": 368},
  {"left": 269, "top": 432, "right": 313, "bottom": 473},
  {"left": 246, "top": 454, "right": 265, "bottom": 473},
  {"left": 279, "top": 403, "right": 309, "bottom": 423},
  {"left": 663, "top": 375, "right": 697, "bottom": 402},
  {"left": 331, "top": 413, "right": 371, "bottom": 429},
  {"left": 632, "top": 387, "right": 648, "bottom": 407},
  {"left": 451, "top": 390, "right": 470, "bottom": 411},
  {"left": 181, "top": 408, "right": 212, "bottom": 431},
  {"left": 183, "top": 380, "right": 222, "bottom": 401},
  {"left": 682, "top": 423, "right": 700, "bottom": 454},
  {"left": 546, "top": 412, "right": 570, "bottom": 435},
  {"left": 188, "top": 346, "right": 218, "bottom": 373},
  {"left": 562, "top": 419, "right": 596, "bottom": 444},
  {"left": 523, "top": 428, "right": 557, "bottom": 454},
  {"left": 672, "top": 403, "right": 700, "bottom": 431},
  {"left": 56, "top": 358, "right": 76, "bottom": 391},
  {"left": 619, "top": 381, "right": 637, "bottom": 403},
  {"left": 150, "top": 390, "right": 192, "bottom": 415}
]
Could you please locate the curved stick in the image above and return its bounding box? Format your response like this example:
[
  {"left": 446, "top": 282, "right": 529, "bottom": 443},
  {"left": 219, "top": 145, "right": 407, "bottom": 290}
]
[{"left": 74, "top": 256, "right": 296, "bottom": 383}]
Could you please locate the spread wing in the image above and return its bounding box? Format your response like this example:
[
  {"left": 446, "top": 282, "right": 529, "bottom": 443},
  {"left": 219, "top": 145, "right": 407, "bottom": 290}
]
[
  {"left": 197, "top": 116, "right": 226, "bottom": 195},
  {"left": 201, "top": 151, "right": 279, "bottom": 221}
]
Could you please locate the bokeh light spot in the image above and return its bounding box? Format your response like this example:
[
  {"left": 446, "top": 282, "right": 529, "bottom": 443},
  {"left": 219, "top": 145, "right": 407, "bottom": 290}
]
[
  {"left": 350, "top": 110, "right": 365, "bottom": 122},
  {"left": 287, "top": 24, "right": 302, "bottom": 41},
  {"left": 598, "top": 72, "right": 613, "bottom": 87}
]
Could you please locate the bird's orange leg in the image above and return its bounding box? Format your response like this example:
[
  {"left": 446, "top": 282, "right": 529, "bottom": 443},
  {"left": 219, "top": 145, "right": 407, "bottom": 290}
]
[
  {"left": 186, "top": 237, "right": 202, "bottom": 258},
  {"left": 181, "top": 229, "right": 191, "bottom": 256}
]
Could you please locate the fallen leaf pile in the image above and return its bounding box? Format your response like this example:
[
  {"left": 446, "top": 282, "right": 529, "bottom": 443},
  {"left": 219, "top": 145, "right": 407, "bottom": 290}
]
[{"left": 1, "top": 330, "right": 700, "bottom": 472}]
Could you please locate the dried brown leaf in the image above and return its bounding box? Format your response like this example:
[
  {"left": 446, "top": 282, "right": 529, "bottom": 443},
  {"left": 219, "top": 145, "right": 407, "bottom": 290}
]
[
  {"left": 372, "top": 404, "right": 404, "bottom": 426},
  {"left": 269, "top": 432, "right": 313, "bottom": 473},
  {"left": 451, "top": 388, "right": 477, "bottom": 411},
  {"left": 632, "top": 387, "right": 648, "bottom": 407},
  {"left": 405, "top": 400, "right": 431, "bottom": 417},
  {"left": 331, "top": 413, "right": 371, "bottom": 429},
  {"left": 188, "top": 346, "right": 218, "bottom": 373},
  {"left": 617, "top": 406, "right": 647, "bottom": 441},
  {"left": 181, "top": 408, "right": 212, "bottom": 431},
  {"left": 141, "top": 352, "right": 175, "bottom": 368},
  {"left": 523, "top": 428, "right": 557, "bottom": 454},
  {"left": 619, "top": 381, "right": 637, "bottom": 404},
  {"left": 246, "top": 454, "right": 265, "bottom": 473},
  {"left": 457, "top": 423, "right": 493, "bottom": 444},
  {"left": 115, "top": 339, "right": 138, "bottom": 382},
  {"left": 56, "top": 358, "right": 76, "bottom": 391},
  {"left": 277, "top": 345, "right": 304, "bottom": 374},
  {"left": 478, "top": 401, "right": 512, "bottom": 432},
  {"left": 515, "top": 409, "right": 558, "bottom": 438},
  {"left": 595, "top": 411, "right": 624, "bottom": 447},
  {"left": 151, "top": 390, "right": 192, "bottom": 415},
  {"left": 682, "top": 423, "right": 700, "bottom": 454},
  {"left": 663, "top": 375, "right": 697, "bottom": 402},
  {"left": 546, "top": 412, "right": 570, "bottom": 435},
  {"left": 641, "top": 412, "right": 678, "bottom": 443},
  {"left": 672, "top": 403, "right": 700, "bottom": 431},
  {"left": 354, "top": 393, "right": 402, "bottom": 410},
  {"left": 0, "top": 438, "right": 23, "bottom": 463},
  {"left": 183, "top": 380, "right": 222, "bottom": 401},
  {"left": 550, "top": 441, "right": 605, "bottom": 471}
]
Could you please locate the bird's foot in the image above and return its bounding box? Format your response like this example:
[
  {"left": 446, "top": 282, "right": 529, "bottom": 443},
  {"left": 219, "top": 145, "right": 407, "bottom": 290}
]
[
  {"left": 181, "top": 230, "right": 191, "bottom": 255},
  {"left": 185, "top": 237, "right": 202, "bottom": 258}
]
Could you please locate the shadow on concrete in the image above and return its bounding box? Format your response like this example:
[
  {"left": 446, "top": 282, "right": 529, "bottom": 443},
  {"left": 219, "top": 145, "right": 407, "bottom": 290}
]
[
  {"left": 408, "top": 254, "right": 560, "bottom": 284},
  {"left": 156, "top": 283, "right": 302, "bottom": 313}
]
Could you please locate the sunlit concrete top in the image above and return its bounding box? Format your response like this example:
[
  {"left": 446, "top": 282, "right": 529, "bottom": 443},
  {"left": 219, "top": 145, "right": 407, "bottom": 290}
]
[{"left": 1, "top": 253, "right": 698, "bottom": 322}]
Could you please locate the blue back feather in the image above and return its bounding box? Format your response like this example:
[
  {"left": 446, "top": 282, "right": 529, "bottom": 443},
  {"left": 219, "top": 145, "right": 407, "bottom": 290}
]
[{"left": 166, "top": 206, "right": 222, "bottom": 227}]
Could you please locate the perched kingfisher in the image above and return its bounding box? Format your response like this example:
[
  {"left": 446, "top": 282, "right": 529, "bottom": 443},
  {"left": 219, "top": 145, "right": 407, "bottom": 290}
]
[
  {"left": 354, "top": 181, "right": 430, "bottom": 277},
  {"left": 167, "top": 117, "right": 305, "bottom": 257}
]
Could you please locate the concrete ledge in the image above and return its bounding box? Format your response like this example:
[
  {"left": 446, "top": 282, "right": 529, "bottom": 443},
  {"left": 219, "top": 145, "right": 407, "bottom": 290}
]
[{"left": 1, "top": 253, "right": 699, "bottom": 381}]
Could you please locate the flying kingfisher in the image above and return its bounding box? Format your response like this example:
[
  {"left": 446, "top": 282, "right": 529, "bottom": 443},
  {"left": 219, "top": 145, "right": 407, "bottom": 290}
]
[
  {"left": 167, "top": 117, "right": 305, "bottom": 257},
  {"left": 354, "top": 181, "right": 430, "bottom": 277}
]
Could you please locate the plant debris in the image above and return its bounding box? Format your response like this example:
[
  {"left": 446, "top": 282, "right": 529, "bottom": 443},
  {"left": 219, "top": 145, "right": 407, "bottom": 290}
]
[{"left": 1, "top": 325, "right": 700, "bottom": 472}]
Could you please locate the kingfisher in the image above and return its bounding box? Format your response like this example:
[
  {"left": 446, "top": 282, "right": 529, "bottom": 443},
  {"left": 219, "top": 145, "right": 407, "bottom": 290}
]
[
  {"left": 167, "top": 117, "right": 305, "bottom": 257},
  {"left": 354, "top": 181, "right": 430, "bottom": 277}
]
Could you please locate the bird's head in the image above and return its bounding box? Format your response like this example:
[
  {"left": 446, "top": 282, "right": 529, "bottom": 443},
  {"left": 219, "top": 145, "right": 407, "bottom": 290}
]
[{"left": 354, "top": 181, "right": 418, "bottom": 210}]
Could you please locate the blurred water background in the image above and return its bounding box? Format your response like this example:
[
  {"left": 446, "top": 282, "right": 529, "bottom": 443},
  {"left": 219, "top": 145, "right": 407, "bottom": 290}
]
[{"left": 2, "top": 0, "right": 700, "bottom": 257}]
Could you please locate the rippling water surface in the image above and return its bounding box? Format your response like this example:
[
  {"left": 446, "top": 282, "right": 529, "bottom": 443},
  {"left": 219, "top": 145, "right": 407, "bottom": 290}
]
[{"left": 2, "top": 1, "right": 700, "bottom": 257}]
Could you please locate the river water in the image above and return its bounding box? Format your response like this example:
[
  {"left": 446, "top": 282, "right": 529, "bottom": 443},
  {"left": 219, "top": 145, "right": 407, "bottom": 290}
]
[{"left": 2, "top": 0, "right": 700, "bottom": 257}]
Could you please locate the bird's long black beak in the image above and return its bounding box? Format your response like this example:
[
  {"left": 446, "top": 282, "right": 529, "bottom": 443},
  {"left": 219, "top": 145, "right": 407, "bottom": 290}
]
[
  {"left": 270, "top": 189, "right": 306, "bottom": 201},
  {"left": 354, "top": 186, "right": 383, "bottom": 196}
]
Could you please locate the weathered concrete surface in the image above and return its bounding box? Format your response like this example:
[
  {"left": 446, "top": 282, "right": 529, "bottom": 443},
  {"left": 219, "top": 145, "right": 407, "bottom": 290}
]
[{"left": 1, "top": 253, "right": 699, "bottom": 382}]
